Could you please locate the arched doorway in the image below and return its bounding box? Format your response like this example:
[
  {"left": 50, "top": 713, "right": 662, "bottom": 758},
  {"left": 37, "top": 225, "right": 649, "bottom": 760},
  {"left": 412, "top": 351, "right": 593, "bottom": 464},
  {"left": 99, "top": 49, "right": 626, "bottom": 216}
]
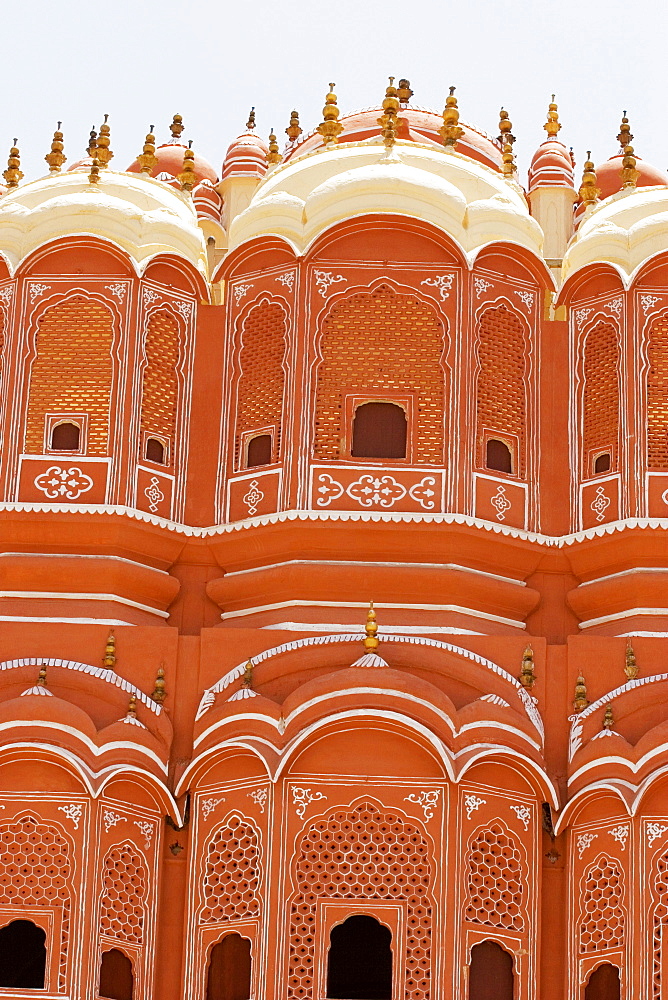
[
  {"left": 326, "top": 914, "right": 392, "bottom": 999},
  {"left": 0, "top": 919, "right": 47, "bottom": 988},
  {"left": 99, "top": 948, "right": 134, "bottom": 1000},
  {"left": 584, "top": 963, "right": 621, "bottom": 1000},
  {"left": 206, "top": 933, "right": 252, "bottom": 1000},
  {"left": 469, "top": 939, "right": 514, "bottom": 1000}
]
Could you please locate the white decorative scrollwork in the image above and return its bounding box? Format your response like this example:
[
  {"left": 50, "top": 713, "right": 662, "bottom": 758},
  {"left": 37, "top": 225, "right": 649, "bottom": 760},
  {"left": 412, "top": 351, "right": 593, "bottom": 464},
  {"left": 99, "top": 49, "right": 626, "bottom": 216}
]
[
  {"left": 0, "top": 286, "right": 15, "bottom": 309},
  {"left": 134, "top": 820, "right": 154, "bottom": 850},
  {"left": 144, "top": 476, "right": 164, "bottom": 513},
  {"left": 233, "top": 284, "right": 254, "bottom": 305},
  {"left": 242, "top": 479, "right": 264, "bottom": 516},
  {"left": 105, "top": 283, "right": 127, "bottom": 302},
  {"left": 662, "top": 488, "right": 668, "bottom": 506},
  {"left": 29, "top": 283, "right": 51, "bottom": 304},
  {"left": 103, "top": 810, "right": 124, "bottom": 833},
  {"left": 640, "top": 294, "right": 661, "bottom": 315},
  {"left": 510, "top": 804, "right": 531, "bottom": 831},
  {"left": 474, "top": 276, "right": 493, "bottom": 298},
  {"left": 514, "top": 289, "right": 534, "bottom": 310},
  {"left": 34, "top": 466, "right": 94, "bottom": 501},
  {"left": 316, "top": 473, "right": 345, "bottom": 507},
  {"left": 590, "top": 484, "right": 611, "bottom": 522},
  {"left": 313, "top": 271, "right": 346, "bottom": 298},
  {"left": 421, "top": 274, "right": 454, "bottom": 301},
  {"left": 201, "top": 797, "right": 225, "bottom": 820},
  {"left": 465, "top": 794, "right": 486, "bottom": 820},
  {"left": 59, "top": 804, "right": 83, "bottom": 829},
  {"left": 142, "top": 288, "right": 161, "bottom": 307},
  {"left": 647, "top": 822, "right": 668, "bottom": 847},
  {"left": 174, "top": 298, "right": 194, "bottom": 320},
  {"left": 605, "top": 297, "right": 623, "bottom": 318},
  {"left": 276, "top": 272, "right": 295, "bottom": 292},
  {"left": 408, "top": 476, "right": 437, "bottom": 510},
  {"left": 248, "top": 788, "right": 268, "bottom": 813},
  {"left": 609, "top": 825, "right": 630, "bottom": 849},
  {"left": 490, "top": 484, "right": 512, "bottom": 521},
  {"left": 347, "top": 474, "right": 406, "bottom": 508},
  {"left": 575, "top": 307, "right": 593, "bottom": 329},
  {"left": 577, "top": 832, "right": 598, "bottom": 858},
  {"left": 405, "top": 789, "right": 440, "bottom": 820},
  {"left": 292, "top": 786, "right": 326, "bottom": 820}
]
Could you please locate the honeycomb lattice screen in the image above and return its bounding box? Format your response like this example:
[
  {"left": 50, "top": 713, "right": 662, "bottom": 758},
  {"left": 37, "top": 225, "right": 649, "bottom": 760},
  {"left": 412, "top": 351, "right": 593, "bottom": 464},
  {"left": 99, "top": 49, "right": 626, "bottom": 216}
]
[
  {"left": 465, "top": 822, "right": 526, "bottom": 931},
  {"left": 648, "top": 313, "right": 668, "bottom": 469},
  {"left": 578, "top": 855, "right": 625, "bottom": 954},
  {"left": 99, "top": 842, "right": 148, "bottom": 944},
  {"left": 582, "top": 320, "right": 620, "bottom": 473},
  {"left": 650, "top": 847, "right": 668, "bottom": 998},
  {"left": 475, "top": 304, "right": 527, "bottom": 476},
  {"left": 200, "top": 813, "right": 261, "bottom": 923},
  {"left": 25, "top": 296, "right": 114, "bottom": 455},
  {"left": 288, "top": 800, "right": 433, "bottom": 1000},
  {"left": 140, "top": 310, "right": 180, "bottom": 455},
  {"left": 314, "top": 285, "right": 447, "bottom": 463},
  {"left": 235, "top": 300, "right": 287, "bottom": 465}
]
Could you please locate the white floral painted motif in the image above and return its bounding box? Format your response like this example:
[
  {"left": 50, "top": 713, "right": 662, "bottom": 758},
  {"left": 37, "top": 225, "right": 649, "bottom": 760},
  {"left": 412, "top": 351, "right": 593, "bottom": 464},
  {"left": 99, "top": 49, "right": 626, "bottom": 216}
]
[
  {"left": 174, "top": 299, "right": 194, "bottom": 320},
  {"left": 201, "top": 798, "right": 225, "bottom": 820},
  {"left": 609, "top": 825, "right": 630, "bottom": 849},
  {"left": 474, "top": 276, "right": 493, "bottom": 298},
  {"left": 144, "top": 476, "right": 164, "bottom": 512},
  {"left": 405, "top": 790, "right": 441, "bottom": 821},
  {"left": 316, "top": 473, "right": 345, "bottom": 507},
  {"left": 514, "top": 289, "right": 534, "bottom": 310},
  {"left": 647, "top": 822, "right": 668, "bottom": 847},
  {"left": 242, "top": 480, "right": 264, "bottom": 516},
  {"left": 59, "top": 804, "right": 83, "bottom": 830},
  {"left": 577, "top": 832, "right": 598, "bottom": 858},
  {"left": 292, "top": 786, "right": 327, "bottom": 820},
  {"left": 510, "top": 804, "right": 531, "bottom": 831},
  {"left": 233, "top": 284, "right": 254, "bottom": 305},
  {"left": 248, "top": 788, "right": 268, "bottom": 813},
  {"left": 575, "top": 307, "right": 593, "bottom": 329},
  {"left": 0, "top": 286, "right": 15, "bottom": 309},
  {"left": 408, "top": 476, "right": 437, "bottom": 510},
  {"left": 276, "top": 272, "right": 295, "bottom": 292},
  {"left": 142, "top": 288, "right": 161, "bottom": 306},
  {"left": 490, "top": 484, "right": 512, "bottom": 521},
  {"left": 421, "top": 274, "right": 454, "bottom": 301},
  {"left": 347, "top": 474, "right": 406, "bottom": 508},
  {"left": 29, "top": 283, "right": 51, "bottom": 304},
  {"left": 105, "top": 283, "right": 127, "bottom": 302},
  {"left": 134, "top": 820, "right": 154, "bottom": 850},
  {"left": 103, "top": 810, "right": 124, "bottom": 833},
  {"left": 640, "top": 294, "right": 661, "bottom": 315},
  {"left": 313, "top": 271, "right": 346, "bottom": 298},
  {"left": 34, "top": 466, "right": 94, "bottom": 501},
  {"left": 590, "top": 485, "right": 611, "bottom": 522},
  {"left": 605, "top": 297, "right": 623, "bottom": 318},
  {"left": 465, "top": 794, "right": 486, "bottom": 820}
]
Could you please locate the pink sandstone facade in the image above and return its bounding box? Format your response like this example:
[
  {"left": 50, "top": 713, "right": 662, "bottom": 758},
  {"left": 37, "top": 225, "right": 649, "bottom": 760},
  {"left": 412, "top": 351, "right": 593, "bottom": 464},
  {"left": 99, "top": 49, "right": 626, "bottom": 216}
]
[{"left": 0, "top": 82, "right": 667, "bottom": 999}]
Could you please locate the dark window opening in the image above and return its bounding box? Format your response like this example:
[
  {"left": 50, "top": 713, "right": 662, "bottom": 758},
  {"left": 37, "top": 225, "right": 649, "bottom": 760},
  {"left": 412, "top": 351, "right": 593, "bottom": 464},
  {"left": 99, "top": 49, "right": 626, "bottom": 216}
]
[
  {"left": 486, "top": 438, "right": 513, "bottom": 474},
  {"left": 145, "top": 437, "right": 166, "bottom": 464},
  {"left": 326, "top": 914, "right": 392, "bottom": 1000},
  {"left": 469, "top": 940, "right": 514, "bottom": 1000},
  {"left": 0, "top": 919, "right": 47, "bottom": 989},
  {"left": 99, "top": 948, "right": 134, "bottom": 1000},
  {"left": 247, "top": 433, "right": 272, "bottom": 468},
  {"left": 351, "top": 402, "right": 407, "bottom": 460},
  {"left": 50, "top": 421, "right": 81, "bottom": 451},
  {"left": 206, "top": 933, "right": 252, "bottom": 1000},
  {"left": 594, "top": 452, "right": 611, "bottom": 475},
  {"left": 584, "top": 963, "right": 621, "bottom": 1000}
]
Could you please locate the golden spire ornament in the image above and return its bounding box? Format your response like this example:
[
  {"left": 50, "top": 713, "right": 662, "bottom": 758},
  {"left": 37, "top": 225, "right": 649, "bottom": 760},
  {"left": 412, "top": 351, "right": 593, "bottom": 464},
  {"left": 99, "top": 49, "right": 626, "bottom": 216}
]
[
  {"left": 624, "top": 641, "right": 639, "bottom": 680},
  {"left": 519, "top": 645, "right": 535, "bottom": 689},
  {"left": 285, "top": 110, "right": 302, "bottom": 144},
  {"left": 3, "top": 140, "right": 23, "bottom": 188},
  {"left": 378, "top": 77, "right": 400, "bottom": 149},
  {"left": 603, "top": 703, "right": 615, "bottom": 730},
  {"left": 440, "top": 86, "right": 463, "bottom": 149},
  {"left": 36, "top": 663, "right": 48, "bottom": 688},
  {"left": 87, "top": 127, "right": 98, "bottom": 159},
  {"left": 621, "top": 144, "right": 639, "bottom": 189},
  {"left": 45, "top": 123, "right": 66, "bottom": 173},
  {"left": 178, "top": 142, "right": 197, "bottom": 192},
  {"left": 138, "top": 126, "right": 158, "bottom": 174},
  {"left": 573, "top": 675, "right": 588, "bottom": 712},
  {"left": 397, "top": 78, "right": 413, "bottom": 104},
  {"left": 96, "top": 114, "right": 113, "bottom": 168},
  {"left": 362, "top": 602, "right": 379, "bottom": 651},
  {"left": 579, "top": 151, "right": 600, "bottom": 207},
  {"left": 544, "top": 95, "right": 561, "bottom": 138},
  {"left": 170, "top": 114, "right": 185, "bottom": 141},
  {"left": 266, "top": 129, "right": 282, "bottom": 165},
  {"left": 246, "top": 108, "right": 256, "bottom": 132},
  {"left": 103, "top": 633, "right": 116, "bottom": 670},
  {"left": 126, "top": 694, "right": 137, "bottom": 719},
  {"left": 152, "top": 663, "right": 166, "bottom": 704},
  {"left": 498, "top": 108, "right": 516, "bottom": 178},
  {"left": 88, "top": 158, "right": 101, "bottom": 185},
  {"left": 617, "top": 111, "right": 633, "bottom": 151},
  {"left": 317, "top": 84, "right": 344, "bottom": 146},
  {"left": 243, "top": 660, "right": 254, "bottom": 689}
]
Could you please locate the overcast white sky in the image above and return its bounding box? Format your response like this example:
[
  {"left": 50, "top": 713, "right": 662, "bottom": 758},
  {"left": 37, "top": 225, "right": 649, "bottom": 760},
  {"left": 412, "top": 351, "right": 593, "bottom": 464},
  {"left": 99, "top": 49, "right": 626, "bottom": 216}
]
[{"left": 3, "top": 0, "right": 666, "bottom": 186}]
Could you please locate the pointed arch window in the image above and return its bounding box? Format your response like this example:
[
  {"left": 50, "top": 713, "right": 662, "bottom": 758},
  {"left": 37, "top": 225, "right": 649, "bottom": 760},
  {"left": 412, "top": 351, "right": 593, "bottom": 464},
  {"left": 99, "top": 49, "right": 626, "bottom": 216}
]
[
  {"left": 0, "top": 919, "right": 47, "bottom": 989},
  {"left": 326, "top": 914, "right": 392, "bottom": 999},
  {"left": 206, "top": 933, "right": 252, "bottom": 1000}
]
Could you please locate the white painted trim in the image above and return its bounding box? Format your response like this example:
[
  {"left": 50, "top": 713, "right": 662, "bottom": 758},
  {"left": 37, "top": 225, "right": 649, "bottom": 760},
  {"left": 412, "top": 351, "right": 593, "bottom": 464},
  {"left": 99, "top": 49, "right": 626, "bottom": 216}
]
[
  {"left": 0, "top": 551, "right": 169, "bottom": 575},
  {"left": 0, "top": 616, "right": 137, "bottom": 625},
  {"left": 221, "top": 599, "right": 526, "bottom": 629},
  {"left": 226, "top": 558, "right": 526, "bottom": 588},
  {"left": 0, "top": 720, "right": 167, "bottom": 772},
  {"left": 578, "top": 566, "right": 668, "bottom": 587},
  {"left": 260, "top": 622, "right": 484, "bottom": 635},
  {"left": 0, "top": 591, "right": 169, "bottom": 618},
  {"left": 578, "top": 607, "right": 668, "bottom": 629}
]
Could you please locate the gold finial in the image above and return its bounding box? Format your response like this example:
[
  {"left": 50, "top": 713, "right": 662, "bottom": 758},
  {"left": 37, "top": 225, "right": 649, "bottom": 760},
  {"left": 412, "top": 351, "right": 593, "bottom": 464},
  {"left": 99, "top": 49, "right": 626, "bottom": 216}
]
[
  {"left": 243, "top": 660, "right": 254, "bottom": 688},
  {"left": 178, "top": 142, "right": 196, "bottom": 192},
  {"left": 170, "top": 114, "right": 185, "bottom": 141},
  {"left": 152, "top": 663, "right": 166, "bottom": 704},
  {"left": 519, "top": 645, "right": 535, "bottom": 689},
  {"left": 617, "top": 111, "right": 633, "bottom": 151},
  {"left": 603, "top": 703, "right": 615, "bottom": 729},
  {"left": 621, "top": 143, "right": 639, "bottom": 189},
  {"left": 573, "top": 675, "right": 588, "bottom": 712},
  {"left": 440, "top": 86, "right": 463, "bottom": 149},
  {"left": 267, "top": 129, "right": 282, "bottom": 165},
  {"left": 397, "top": 78, "right": 413, "bottom": 104},
  {"left": 3, "top": 140, "right": 23, "bottom": 189},
  {"left": 246, "top": 108, "right": 256, "bottom": 132},
  {"left": 363, "top": 602, "right": 379, "bottom": 650},
  {"left": 498, "top": 108, "right": 516, "bottom": 178},
  {"left": 88, "top": 158, "right": 101, "bottom": 185},
  {"left": 286, "top": 110, "right": 302, "bottom": 143},
  {"left": 87, "top": 126, "right": 98, "bottom": 159},
  {"left": 579, "top": 151, "right": 600, "bottom": 206},
  {"left": 378, "top": 77, "right": 400, "bottom": 149},
  {"left": 544, "top": 95, "right": 561, "bottom": 138},
  {"left": 36, "top": 663, "right": 48, "bottom": 688},
  {"left": 96, "top": 114, "right": 113, "bottom": 169},
  {"left": 126, "top": 694, "right": 137, "bottom": 718},
  {"left": 45, "top": 122, "right": 66, "bottom": 174},
  {"left": 624, "top": 641, "right": 638, "bottom": 680},
  {"left": 138, "top": 126, "right": 158, "bottom": 174},
  {"left": 103, "top": 632, "right": 116, "bottom": 670},
  {"left": 317, "top": 83, "right": 344, "bottom": 146}
]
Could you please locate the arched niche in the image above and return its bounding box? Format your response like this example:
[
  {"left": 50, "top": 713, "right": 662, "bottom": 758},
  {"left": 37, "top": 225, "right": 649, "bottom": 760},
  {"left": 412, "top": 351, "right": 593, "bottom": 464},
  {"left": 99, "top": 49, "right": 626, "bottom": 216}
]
[
  {"left": 99, "top": 947, "right": 134, "bottom": 1000},
  {"left": 0, "top": 919, "right": 46, "bottom": 989},
  {"left": 216, "top": 236, "right": 297, "bottom": 282},
  {"left": 101, "top": 778, "right": 164, "bottom": 813},
  {"left": 307, "top": 213, "right": 465, "bottom": 266},
  {"left": 472, "top": 241, "right": 551, "bottom": 288},
  {"left": 460, "top": 759, "right": 540, "bottom": 797},
  {"left": 584, "top": 962, "right": 620, "bottom": 1000},
  {"left": 142, "top": 255, "right": 206, "bottom": 298},
  {"left": 326, "top": 914, "right": 392, "bottom": 1000},
  {"left": 194, "top": 748, "right": 271, "bottom": 788},
  {"left": 468, "top": 939, "right": 514, "bottom": 1000},
  {"left": 206, "top": 932, "right": 252, "bottom": 1000},
  {"left": 18, "top": 236, "right": 135, "bottom": 278},
  {"left": 0, "top": 756, "right": 86, "bottom": 794}
]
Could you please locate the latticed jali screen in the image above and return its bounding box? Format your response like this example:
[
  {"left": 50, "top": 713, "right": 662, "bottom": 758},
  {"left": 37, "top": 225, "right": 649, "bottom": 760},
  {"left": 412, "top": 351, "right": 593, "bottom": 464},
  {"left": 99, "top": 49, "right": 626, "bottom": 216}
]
[
  {"left": 200, "top": 813, "right": 261, "bottom": 923},
  {"left": 314, "top": 285, "right": 446, "bottom": 463},
  {"left": 582, "top": 320, "right": 620, "bottom": 473},
  {"left": 235, "top": 300, "right": 287, "bottom": 465},
  {"left": 25, "top": 297, "right": 114, "bottom": 454},
  {"left": 140, "top": 311, "right": 181, "bottom": 455},
  {"left": 578, "top": 855, "right": 625, "bottom": 954},
  {"left": 475, "top": 305, "right": 527, "bottom": 476},
  {"left": 465, "top": 821, "right": 526, "bottom": 931},
  {"left": 99, "top": 842, "right": 148, "bottom": 944},
  {"left": 288, "top": 800, "right": 433, "bottom": 1000},
  {"left": 648, "top": 313, "right": 668, "bottom": 468}
]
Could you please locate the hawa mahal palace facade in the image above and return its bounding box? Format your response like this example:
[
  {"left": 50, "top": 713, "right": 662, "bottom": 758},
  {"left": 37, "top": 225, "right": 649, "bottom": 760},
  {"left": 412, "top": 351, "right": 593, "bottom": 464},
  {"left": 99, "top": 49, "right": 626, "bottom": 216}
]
[{"left": 0, "top": 78, "right": 667, "bottom": 1000}]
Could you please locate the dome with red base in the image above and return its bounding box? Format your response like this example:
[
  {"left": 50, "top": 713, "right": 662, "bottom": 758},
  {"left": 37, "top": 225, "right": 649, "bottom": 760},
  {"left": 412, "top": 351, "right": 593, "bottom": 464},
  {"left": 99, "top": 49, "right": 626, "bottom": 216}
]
[
  {"left": 528, "top": 139, "right": 574, "bottom": 192},
  {"left": 284, "top": 105, "right": 503, "bottom": 172},
  {"left": 222, "top": 130, "right": 269, "bottom": 180},
  {"left": 126, "top": 143, "right": 218, "bottom": 185},
  {"left": 594, "top": 154, "right": 668, "bottom": 200}
]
